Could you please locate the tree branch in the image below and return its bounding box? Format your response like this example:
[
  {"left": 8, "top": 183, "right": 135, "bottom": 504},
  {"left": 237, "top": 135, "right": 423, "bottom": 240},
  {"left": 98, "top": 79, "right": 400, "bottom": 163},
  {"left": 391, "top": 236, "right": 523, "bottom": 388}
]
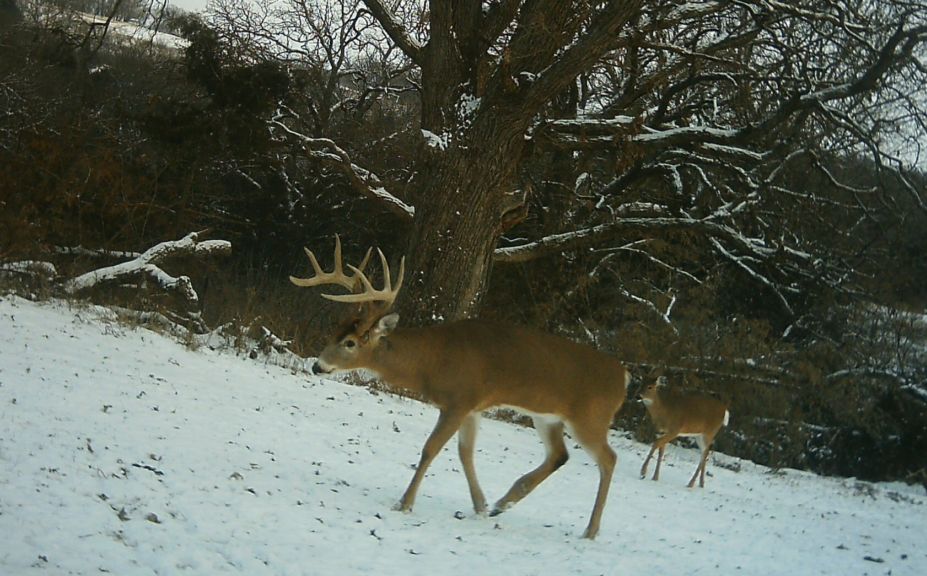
[
  {"left": 63, "top": 232, "right": 231, "bottom": 306},
  {"left": 520, "top": 0, "right": 644, "bottom": 113},
  {"left": 362, "top": 0, "right": 423, "bottom": 66},
  {"left": 270, "top": 119, "right": 415, "bottom": 219},
  {"left": 493, "top": 216, "right": 778, "bottom": 263}
]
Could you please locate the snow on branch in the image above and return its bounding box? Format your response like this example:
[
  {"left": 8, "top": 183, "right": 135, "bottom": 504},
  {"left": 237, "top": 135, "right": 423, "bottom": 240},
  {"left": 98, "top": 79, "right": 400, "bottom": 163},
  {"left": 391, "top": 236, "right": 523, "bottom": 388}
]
[
  {"left": 798, "top": 25, "right": 926, "bottom": 106},
  {"left": 270, "top": 120, "right": 415, "bottom": 219},
  {"left": 618, "top": 286, "right": 679, "bottom": 333},
  {"left": 495, "top": 215, "right": 811, "bottom": 315},
  {"left": 825, "top": 367, "right": 908, "bottom": 386},
  {"left": 56, "top": 246, "right": 141, "bottom": 260},
  {"left": 539, "top": 116, "right": 736, "bottom": 144},
  {"left": 359, "top": 0, "right": 424, "bottom": 66},
  {"left": 890, "top": 166, "right": 927, "bottom": 215},
  {"left": 825, "top": 368, "right": 926, "bottom": 404},
  {"left": 63, "top": 232, "right": 231, "bottom": 307},
  {"left": 601, "top": 240, "right": 702, "bottom": 284},
  {"left": 520, "top": 2, "right": 643, "bottom": 117},
  {"left": 709, "top": 237, "right": 794, "bottom": 315},
  {"left": 634, "top": 125, "right": 739, "bottom": 145},
  {"left": 0, "top": 261, "right": 58, "bottom": 281},
  {"left": 493, "top": 216, "right": 776, "bottom": 264},
  {"left": 738, "top": 0, "right": 868, "bottom": 34},
  {"left": 538, "top": 116, "right": 765, "bottom": 162},
  {"left": 540, "top": 23, "right": 926, "bottom": 166},
  {"left": 901, "top": 384, "right": 927, "bottom": 404},
  {"left": 627, "top": 360, "right": 796, "bottom": 390},
  {"left": 746, "top": 24, "right": 927, "bottom": 140},
  {"left": 664, "top": 1, "right": 727, "bottom": 24}
]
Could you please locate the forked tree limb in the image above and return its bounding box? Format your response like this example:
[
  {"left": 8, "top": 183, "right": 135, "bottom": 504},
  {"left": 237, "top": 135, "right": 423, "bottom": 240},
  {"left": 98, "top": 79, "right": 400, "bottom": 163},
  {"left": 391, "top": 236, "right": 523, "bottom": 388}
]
[{"left": 270, "top": 120, "right": 415, "bottom": 219}]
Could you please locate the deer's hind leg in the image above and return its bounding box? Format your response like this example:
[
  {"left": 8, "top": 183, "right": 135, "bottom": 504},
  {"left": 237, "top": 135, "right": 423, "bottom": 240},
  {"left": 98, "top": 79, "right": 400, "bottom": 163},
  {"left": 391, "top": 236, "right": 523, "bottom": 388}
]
[
  {"left": 490, "top": 416, "right": 568, "bottom": 516},
  {"left": 688, "top": 433, "right": 715, "bottom": 488}
]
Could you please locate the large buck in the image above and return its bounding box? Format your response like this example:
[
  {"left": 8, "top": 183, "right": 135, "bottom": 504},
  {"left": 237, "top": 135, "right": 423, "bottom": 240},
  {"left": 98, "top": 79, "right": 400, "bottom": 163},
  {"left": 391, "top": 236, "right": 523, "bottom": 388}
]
[
  {"left": 638, "top": 376, "right": 730, "bottom": 488},
  {"left": 291, "top": 236, "right": 629, "bottom": 539}
]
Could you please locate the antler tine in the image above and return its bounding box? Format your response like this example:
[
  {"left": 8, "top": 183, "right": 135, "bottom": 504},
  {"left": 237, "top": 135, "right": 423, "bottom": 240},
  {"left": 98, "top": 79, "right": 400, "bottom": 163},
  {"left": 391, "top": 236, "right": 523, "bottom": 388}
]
[
  {"left": 289, "top": 234, "right": 371, "bottom": 292},
  {"left": 393, "top": 255, "right": 406, "bottom": 296},
  {"left": 376, "top": 248, "right": 392, "bottom": 292},
  {"left": 305, "top": 246, "right": 325, "bottom": 275},
  {"left": 321, "top": 249, "right": 406, "bottom": 306},
  {"left": 331, "top": 234, "right": 374, "bottom": 279},
  {"left": 331, "top": 233, "right": 344, "bottom": 275},
  {"left": 354, "top": 246, "right": 373, "bottom": 283}
]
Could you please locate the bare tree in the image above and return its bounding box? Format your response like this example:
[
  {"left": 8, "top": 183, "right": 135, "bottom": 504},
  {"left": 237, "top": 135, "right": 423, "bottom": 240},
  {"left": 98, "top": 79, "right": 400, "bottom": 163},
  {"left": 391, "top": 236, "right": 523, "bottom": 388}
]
[{"left": 259, "top": 1, "right": 926, "bottom": 323}]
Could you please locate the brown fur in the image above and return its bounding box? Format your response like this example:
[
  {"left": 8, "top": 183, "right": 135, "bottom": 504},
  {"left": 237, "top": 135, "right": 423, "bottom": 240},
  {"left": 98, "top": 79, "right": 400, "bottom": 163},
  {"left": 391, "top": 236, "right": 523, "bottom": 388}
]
[
  {"left": 296, "top": 237, "right": 628, "bottom": 538},
  {"left": 316, "top": 315, "right": 629, "bottom": 539},
  {"left": 639, "top": 380, "right": 729, "bottom": 488}
]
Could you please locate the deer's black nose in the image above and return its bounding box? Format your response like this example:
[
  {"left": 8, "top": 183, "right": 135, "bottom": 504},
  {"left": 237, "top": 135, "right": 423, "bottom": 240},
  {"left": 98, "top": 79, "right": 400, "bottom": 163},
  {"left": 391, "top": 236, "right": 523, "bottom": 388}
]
[{"left": 311, "top": 361, "right": 325, "bottom": 375}]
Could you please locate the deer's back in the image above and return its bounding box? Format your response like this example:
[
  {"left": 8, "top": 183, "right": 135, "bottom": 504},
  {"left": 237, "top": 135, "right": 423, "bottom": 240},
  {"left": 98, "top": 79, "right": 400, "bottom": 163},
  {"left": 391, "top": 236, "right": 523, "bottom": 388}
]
[
  {"left": 649, "top": 391, "right": 728, "bottom": 434},
  {"left": 398, "top": 319, "right": 627, "bottom": 419}
]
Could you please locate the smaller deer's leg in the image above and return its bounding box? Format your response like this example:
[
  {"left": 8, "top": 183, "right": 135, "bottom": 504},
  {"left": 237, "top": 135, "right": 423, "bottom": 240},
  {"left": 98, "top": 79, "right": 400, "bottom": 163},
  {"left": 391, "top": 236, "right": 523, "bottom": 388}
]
[
  {"left": 653, "top": 444, "right": 665, "bottom": 481},
  {"left": 688, "top": 434, "right": 712, "bottom": 488},
  {"left": 395, "top": 408, "right": 468, "bottom": 512},
  {"left": 491, "top": 417, "right": 568, "bottom": 516},
  {"left": 458, "top": 411, "right": 487, "bottom": 514},
  {"left": 640, "top": 443, "right": 659, "bottom": 479},
  {"left": 651, "top": 434, "right": 676, "bottom": 481},
  {"left": 699, "top": 452, "right": 709, "bottom": 488},
  {"left": 700, "top": 447, "right": 711, "bottom": 487}
]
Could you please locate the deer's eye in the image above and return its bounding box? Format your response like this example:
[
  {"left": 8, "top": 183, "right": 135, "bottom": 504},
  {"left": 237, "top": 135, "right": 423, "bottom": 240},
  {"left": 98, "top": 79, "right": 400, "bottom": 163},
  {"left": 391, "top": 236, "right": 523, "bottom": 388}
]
[{"left": 343, "top": 338, "right": 357, "bottom": 349}]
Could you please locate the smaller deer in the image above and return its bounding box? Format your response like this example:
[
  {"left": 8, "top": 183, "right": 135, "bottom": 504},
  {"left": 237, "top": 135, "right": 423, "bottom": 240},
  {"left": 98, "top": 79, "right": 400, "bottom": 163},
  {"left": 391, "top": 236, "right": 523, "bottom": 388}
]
[{"left": 639, "top": 375, "right": 729, "bottom": 488}]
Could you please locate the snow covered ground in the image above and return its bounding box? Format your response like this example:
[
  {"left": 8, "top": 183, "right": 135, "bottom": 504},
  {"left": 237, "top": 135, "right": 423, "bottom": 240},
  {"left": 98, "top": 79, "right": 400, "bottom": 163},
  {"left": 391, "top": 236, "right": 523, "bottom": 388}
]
[{"left": 1, "top": 295, "right": 924, "bottom": 575}]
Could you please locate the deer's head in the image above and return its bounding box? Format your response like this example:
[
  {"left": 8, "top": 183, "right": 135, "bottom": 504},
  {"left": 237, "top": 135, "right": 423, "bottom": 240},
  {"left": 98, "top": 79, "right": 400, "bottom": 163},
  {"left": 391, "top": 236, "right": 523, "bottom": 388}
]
[{"left": 290, "top": 235, "right": 404, "bottom": 375}]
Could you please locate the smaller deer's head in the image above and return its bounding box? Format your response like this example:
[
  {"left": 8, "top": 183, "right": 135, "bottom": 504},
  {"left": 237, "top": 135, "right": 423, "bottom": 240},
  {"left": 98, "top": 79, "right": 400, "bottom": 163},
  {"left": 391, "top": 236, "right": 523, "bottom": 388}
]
[{"left": 638, "top": 374, "right": 668, "bottom": 406}]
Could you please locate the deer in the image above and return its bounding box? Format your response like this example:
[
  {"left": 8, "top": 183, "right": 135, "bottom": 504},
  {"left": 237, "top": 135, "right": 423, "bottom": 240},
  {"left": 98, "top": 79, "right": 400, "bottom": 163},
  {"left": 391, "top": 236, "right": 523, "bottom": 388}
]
[
  {"left": 638, "top": 375, "right": 730, "bottom": 488},
  {"left": 290, "top": 236, "right": 629, "bottom": 539}
]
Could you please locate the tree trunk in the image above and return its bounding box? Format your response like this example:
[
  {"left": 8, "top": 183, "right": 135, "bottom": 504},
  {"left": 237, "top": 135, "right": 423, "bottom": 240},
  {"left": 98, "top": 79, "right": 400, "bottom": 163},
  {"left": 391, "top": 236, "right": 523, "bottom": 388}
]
[
  {"left": 399, "top": 114, "right": 527, "bottom": 324},
  {"left": 400, "top": 173, "right": 499, "bottom": 324}
]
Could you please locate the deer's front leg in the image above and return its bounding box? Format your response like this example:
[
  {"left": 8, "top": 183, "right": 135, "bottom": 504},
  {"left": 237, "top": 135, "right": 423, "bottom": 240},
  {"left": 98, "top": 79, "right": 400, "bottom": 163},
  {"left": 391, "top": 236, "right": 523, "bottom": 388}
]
[
  {"left": 458, "top": 411, "right": 487, "bottom": 514},
  {"left": 395, "top": 408, "right": 468, "bottom": 512}
]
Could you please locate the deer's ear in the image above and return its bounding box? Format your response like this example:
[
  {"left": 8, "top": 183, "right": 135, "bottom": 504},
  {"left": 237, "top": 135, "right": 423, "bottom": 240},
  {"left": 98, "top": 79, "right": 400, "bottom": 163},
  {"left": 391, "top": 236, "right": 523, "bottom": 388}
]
[
  {"left": 656, "top": 375, "right": 668, "bottom": 388},
  {"left": 373, "top": 313, "right": 400, "bottom": 338}
]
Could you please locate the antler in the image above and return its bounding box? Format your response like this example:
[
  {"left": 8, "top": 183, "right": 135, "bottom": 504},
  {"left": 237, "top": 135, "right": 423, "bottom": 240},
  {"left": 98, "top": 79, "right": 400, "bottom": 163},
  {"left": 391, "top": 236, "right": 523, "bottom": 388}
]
[
  {"left": 325, "top": 248, "right": 405, "bottom": 307},
  {"left": 290, "top": 235, "right": 405, "bottom": 307},
  {"left": 289, "top": 234, "right": 372, "bottom": 292}
]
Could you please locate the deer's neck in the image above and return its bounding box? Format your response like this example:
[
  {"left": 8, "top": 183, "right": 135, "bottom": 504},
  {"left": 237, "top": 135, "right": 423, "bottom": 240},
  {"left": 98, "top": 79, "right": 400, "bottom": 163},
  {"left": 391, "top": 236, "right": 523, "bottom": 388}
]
[{"left": 368, "top": 327, "right": 443, "bottom": 399}]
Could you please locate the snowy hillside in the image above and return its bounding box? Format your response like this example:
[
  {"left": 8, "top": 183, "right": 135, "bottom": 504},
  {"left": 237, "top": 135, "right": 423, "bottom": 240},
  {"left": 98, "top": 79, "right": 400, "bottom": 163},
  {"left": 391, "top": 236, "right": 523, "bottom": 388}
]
[
  {"left": 0, "top": 296, "right": 924, "bottom": 575},
  {"left": 77, "top": 12, "right": 189, "bottom": 52}
]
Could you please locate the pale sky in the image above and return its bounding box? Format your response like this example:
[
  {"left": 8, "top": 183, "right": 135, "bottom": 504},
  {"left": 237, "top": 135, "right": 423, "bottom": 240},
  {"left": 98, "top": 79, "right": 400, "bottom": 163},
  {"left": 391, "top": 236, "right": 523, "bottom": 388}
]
[{"left": 168, "top": 0, "right": 210, "bottom": 13}]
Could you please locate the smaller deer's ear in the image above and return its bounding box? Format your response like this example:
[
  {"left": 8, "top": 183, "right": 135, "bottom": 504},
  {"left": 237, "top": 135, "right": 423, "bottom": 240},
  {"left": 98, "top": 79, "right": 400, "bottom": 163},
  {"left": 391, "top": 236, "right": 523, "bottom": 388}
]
[
  {"left": 656, "top": 375, "right": 668, "bottom": 388},
  {"left": 373, "top": 313, "right": 400, "bottom": 338}
]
